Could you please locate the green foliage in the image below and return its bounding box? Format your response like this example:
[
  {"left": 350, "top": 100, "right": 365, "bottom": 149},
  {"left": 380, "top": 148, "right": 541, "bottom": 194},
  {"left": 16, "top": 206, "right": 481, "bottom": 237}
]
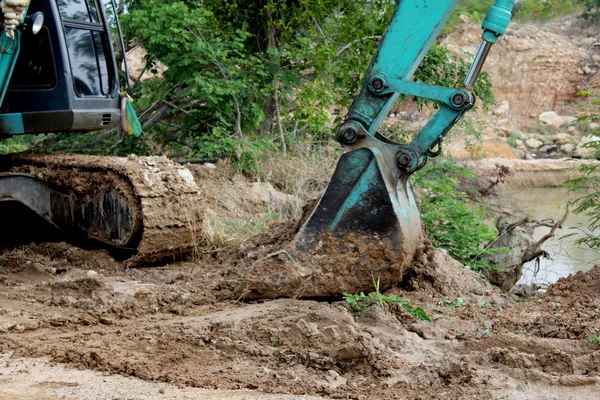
[
  {"left": 564, "top": 91, "right": 600, "bottom": 249},
  {"left": 439, "top": 297, "right": 467, "bottom": 311},
  {"left": 514, "top": 0, "right": 580, "bottom": 21},
  {"left": 580, "top": 0, "right": 600, "bottom": 23},
  {"left": 343, "top": 277, "right": 432, "bottom": 322},
  {"left": 588, "top": 332, "right": 600, "bottom": 345},
  {"left": 0, "top": 135, "right": 45, "bottom": 155},
  {"left": 446, "top": 0, "right": 494, "bottom": 31},
  {"left": 120, "top": 0, "right": 496, "bottom": 164},
  {"left": 479, "top": 301, "right": 492, "bottom": 309},
  {"left": 412, "top": 160, "right": 502, "bottom": 272},
  {"left": 414, "top": 43, "right": 495, "bottom": 111}
]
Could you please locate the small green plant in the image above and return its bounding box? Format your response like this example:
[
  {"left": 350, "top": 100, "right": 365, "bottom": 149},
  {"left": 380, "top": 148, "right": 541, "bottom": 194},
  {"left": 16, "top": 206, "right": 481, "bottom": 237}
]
[
  {"left": 343, "top": 277, "right": 432, "bottom": 322},
  {"left": 479, "top": 301, "right": 492, "bottom": 309},
  {"left": 477, "top": 327, "right": 493, "bottom": 337},
  {"left": 439, "top": 297, "right": 467, "bottom": 311},
  {"left": 588, "top": 332, "right": 600, "bottom": 345}
]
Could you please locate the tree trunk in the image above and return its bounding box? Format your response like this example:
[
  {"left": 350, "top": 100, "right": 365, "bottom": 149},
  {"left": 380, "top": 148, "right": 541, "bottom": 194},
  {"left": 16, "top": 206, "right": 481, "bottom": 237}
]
[{"left": 260, "top": 5, "right": 279, "bottom": 136}]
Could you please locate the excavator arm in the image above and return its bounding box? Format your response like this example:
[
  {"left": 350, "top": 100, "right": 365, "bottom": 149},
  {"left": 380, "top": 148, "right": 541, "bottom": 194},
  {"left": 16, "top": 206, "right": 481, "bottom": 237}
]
[{"left": 293, "top": 0, "right": 516, "bottom": 260}]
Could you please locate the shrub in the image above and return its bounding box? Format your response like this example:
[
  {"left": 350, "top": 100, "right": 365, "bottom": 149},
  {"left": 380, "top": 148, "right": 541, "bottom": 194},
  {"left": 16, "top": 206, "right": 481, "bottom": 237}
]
[{"left": 412, "top": 160, "right": 502, "bottom": 272}]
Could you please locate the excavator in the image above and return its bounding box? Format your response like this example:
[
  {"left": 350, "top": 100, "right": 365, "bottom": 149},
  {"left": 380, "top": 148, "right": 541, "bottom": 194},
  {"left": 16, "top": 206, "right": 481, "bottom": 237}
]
[{"left": 0, "top": 1, "right": 515, "bottom": 278}]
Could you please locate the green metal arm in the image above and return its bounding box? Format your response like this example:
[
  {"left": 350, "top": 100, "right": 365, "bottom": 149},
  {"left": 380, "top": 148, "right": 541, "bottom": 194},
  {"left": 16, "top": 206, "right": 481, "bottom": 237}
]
[{"left": 339, "top": 0, "right": 515, "bottom": 174}]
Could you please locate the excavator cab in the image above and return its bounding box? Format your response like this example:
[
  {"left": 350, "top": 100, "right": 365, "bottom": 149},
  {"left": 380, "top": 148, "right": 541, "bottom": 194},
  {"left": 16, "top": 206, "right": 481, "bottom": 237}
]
[{"left": 0, "top": 0, "right": 122, "bottom": 135}]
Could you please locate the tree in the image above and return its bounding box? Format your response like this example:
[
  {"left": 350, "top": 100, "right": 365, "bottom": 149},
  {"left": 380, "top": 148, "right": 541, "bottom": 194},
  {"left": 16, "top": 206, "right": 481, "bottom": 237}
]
[{"left": 120, "top": 0, "right": 495, "bottom": 165}]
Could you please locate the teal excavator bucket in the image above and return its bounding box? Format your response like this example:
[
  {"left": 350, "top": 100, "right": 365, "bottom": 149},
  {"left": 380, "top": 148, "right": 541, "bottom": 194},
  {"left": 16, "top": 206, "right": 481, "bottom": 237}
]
[{"left": 260, "top": 0, "right": 516, "bottom": 298}]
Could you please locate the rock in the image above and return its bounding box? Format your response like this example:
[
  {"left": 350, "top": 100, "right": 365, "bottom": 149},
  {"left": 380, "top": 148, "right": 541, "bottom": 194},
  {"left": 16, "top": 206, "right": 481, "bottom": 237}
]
[
  {"left": 510, "top": 130, "right": 527, "bottom": 139},
  {"left": 497, "top": 126, "right": 510, "bottom": 137},
  {"left": 86, "top": 270, "right": 99, "bottom": 279},
  {"left": 560, "top": 144, "right": 575, "bottom": 155},
  {"left": 525, "top": 138, "right": 544, "bottom": 149},
  {"left": 513, "top": 149, "right": 527, "bottom": 160},
  {"left": 582, "top": 37, "right": 597, "bottom": 46},
  {"left": 483, "top": 218, "right": 537, "bottom": 292},
  {"left": 574, "top": 136, "right": 600, "bottom": 158},
  {"left": 539, "top": 111, "right": 565, "bottom": 127},
  {"left": 553, "top": 133, "right": 572, "bottom": 145},
  {"left": 483, "top": 127, "right": 496, "bottom": 137},
  {"left": 563, "top": 116, "right": 577, "bottom": 125},
  {"left": 583, "top": 65, "right": 594, "bottom": 75},
  {"left": 588, "top": 122, "right": 600, "bottom": 131},
  {"left": 493, "top": 101, "right": 510, "bottom": 116},
  {"left": 567, "top": 126, "right": 579, "bottom": 134},
  {"left": 480, "top": 140, "right": 517, "bottom": 159},
  {"left": 443, "top": 25, "right": 587, "bottom": 120},
  {"left": 203, "top": 163, "right": 217, "bottom": 169},
  {"left": 515, "top": 140, "right": 526, "bottom": 151}
]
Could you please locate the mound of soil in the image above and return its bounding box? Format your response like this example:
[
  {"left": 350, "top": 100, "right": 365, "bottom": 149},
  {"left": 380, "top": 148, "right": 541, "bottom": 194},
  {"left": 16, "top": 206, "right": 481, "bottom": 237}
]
[{"left": 1, "top": 163, "right": 599, "bottom": 399}]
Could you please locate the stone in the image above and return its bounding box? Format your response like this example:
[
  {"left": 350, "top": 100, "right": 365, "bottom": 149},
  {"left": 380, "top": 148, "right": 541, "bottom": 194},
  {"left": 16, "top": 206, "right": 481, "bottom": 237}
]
[
  {"left": 497, "top": 126, "right": 510, "bottom": 137},
  {"left": 574, "top": 136, "right": 600, "bottom": 158},
  {"left": 480, "top": 140, "right": 517, "bottom": 159},
  {"left": 583, "top": 37, "right": 596, "bottom": 46},
  {"left": 510, "top": 130, "right": 526, "bottom": 139},
  {"left": 493, "top": 100, "right": 510, "bottom": 116},
  {"left": 563, "top": 116, "right": 577, "bottom": 125},
  {"left": 589, "top": 122, "right": 600, "bottom": 131},
  {"left": 525, "top": 138, "right": 544, "bottom": 149},
  {"left": 513, "top": 149, "right": 527, "bottom": 159},
  {"left": 86, "top": 270, "right": 99, "bottom": 279},
  {"left": 583, "top": 65, "right": 594, "bottom": 75},
  {"left": 203, "top": 163, "right": 217, "bottom": 169},
  {"left": 483, "top": 127, "right": 496, "bottom": 137},
  {"left": 539, "top": 111, "right": 565, "bottom": 127},
  {"left": 553, "top": 133, "right": 571, "bottom": 145},
  {"left": 567, "top": 126, "right": 578, "bottom": 134},
  {"left": 560, "top": 144, "right": 575, "bottom": 155},
  {"left": 515, "top": 140, "right": 526, "bottom": 151}
]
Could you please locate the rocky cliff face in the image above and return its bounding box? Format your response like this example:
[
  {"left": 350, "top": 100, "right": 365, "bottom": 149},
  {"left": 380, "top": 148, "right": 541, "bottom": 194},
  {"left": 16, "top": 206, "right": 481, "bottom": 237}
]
[{"left": 443, "top": 18, "right": 597, "bottom": 122}]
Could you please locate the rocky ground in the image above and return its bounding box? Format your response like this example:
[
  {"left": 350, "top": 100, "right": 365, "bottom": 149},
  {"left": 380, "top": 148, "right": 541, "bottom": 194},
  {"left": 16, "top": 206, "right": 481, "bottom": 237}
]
[{"left": 385, "top": 15, "right": 600, "bottom": 163}]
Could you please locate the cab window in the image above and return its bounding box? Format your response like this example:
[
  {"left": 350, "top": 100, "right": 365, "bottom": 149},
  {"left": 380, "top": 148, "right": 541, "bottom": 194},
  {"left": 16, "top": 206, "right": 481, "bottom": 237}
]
[{"left": 58, "top": 0, "right": 113, "bottom": 97}]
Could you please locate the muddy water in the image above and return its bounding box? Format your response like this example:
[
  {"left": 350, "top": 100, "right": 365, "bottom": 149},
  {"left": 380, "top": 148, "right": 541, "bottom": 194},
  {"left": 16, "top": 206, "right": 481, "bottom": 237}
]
[{"left": 498, "top": 187, "right": 599, "bottom": 286}]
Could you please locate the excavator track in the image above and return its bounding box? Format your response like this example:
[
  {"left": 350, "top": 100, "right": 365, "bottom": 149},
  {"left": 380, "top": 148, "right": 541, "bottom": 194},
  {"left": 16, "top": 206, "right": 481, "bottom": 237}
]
[{"left": 0, "top": 153, "right": 204, "bottom": 265}]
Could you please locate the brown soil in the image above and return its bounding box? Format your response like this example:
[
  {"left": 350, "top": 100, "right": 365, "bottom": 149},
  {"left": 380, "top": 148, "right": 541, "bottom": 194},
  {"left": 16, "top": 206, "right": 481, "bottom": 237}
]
[{"left": 0, "top": 163, "right": 599, "bottom": 399}]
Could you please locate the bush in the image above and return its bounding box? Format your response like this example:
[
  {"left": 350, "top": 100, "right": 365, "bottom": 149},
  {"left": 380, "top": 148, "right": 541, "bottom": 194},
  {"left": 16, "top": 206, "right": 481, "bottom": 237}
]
[
  {"left": 514, "top": 0, "right": 580, "bottom": 21},
  {"left": 564, "top": 91, "right": 600, "bottom": 249},
  {"left": 412, "top": 160, "right": 501, "bottom": 272}
]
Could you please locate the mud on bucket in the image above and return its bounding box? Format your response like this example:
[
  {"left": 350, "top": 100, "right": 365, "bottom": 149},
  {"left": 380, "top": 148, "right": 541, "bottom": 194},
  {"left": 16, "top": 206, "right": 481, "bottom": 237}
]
[{"left": 239, "top": 147, "right": 424, "bottom": 300}]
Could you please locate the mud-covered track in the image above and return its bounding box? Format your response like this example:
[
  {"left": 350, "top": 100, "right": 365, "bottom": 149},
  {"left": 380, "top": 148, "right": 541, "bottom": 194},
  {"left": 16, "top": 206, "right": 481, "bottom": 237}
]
[{"left": 0, "top": 153, "right": 204, "bottom": 264}]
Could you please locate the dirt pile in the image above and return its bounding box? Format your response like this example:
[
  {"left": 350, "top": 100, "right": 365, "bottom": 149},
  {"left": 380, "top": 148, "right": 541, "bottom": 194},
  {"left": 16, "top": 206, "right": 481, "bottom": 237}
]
[{"left": 1, "top": 240, "right": 599, "bottom": 399}]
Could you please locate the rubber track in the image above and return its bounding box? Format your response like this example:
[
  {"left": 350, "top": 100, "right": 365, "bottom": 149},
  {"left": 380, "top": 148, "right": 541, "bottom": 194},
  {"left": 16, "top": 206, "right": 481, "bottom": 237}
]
[{"left": 1, "top": 153, "right": 204, "bottom": 265}]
